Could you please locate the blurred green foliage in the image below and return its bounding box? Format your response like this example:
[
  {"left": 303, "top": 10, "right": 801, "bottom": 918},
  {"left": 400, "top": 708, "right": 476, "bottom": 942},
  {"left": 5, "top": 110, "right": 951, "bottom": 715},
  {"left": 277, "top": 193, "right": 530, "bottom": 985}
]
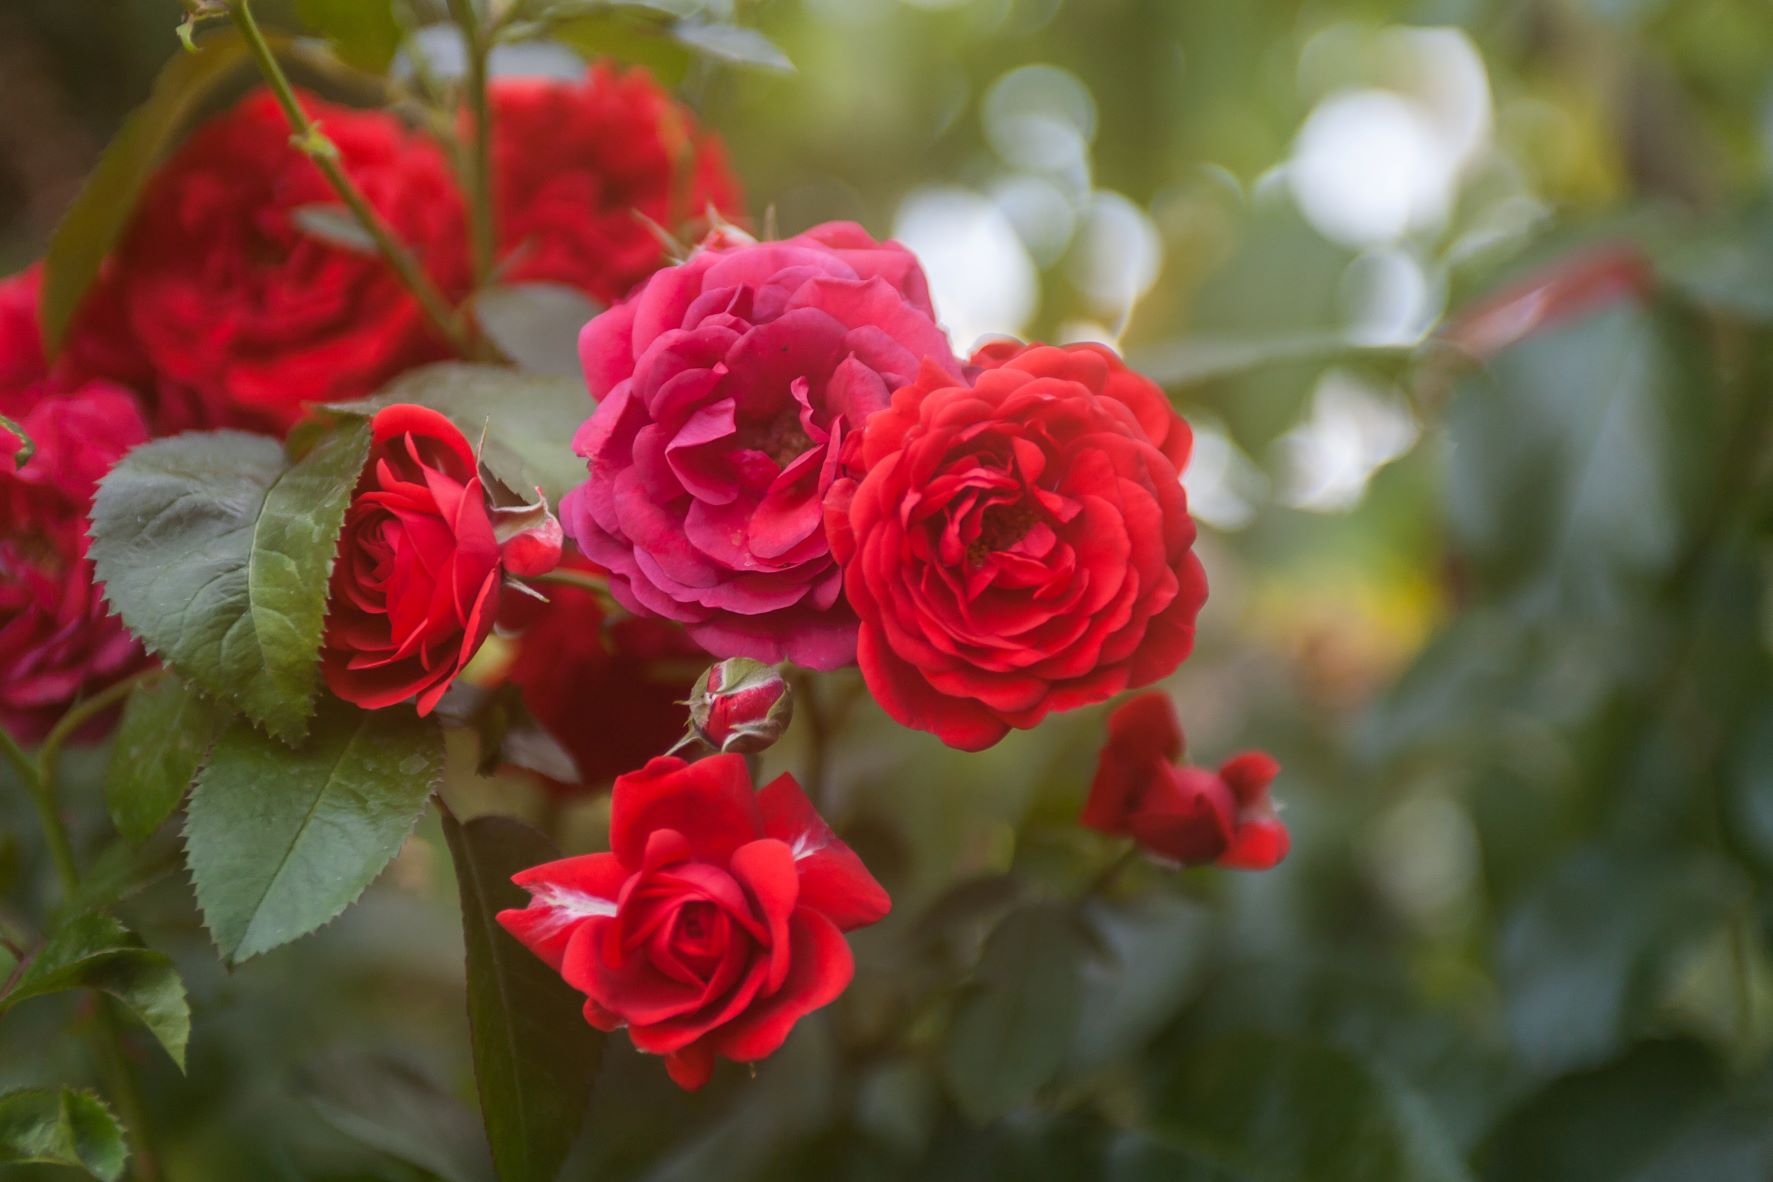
[{"left": 2, "top": 0, "right": 1771, "bottom": 1178}]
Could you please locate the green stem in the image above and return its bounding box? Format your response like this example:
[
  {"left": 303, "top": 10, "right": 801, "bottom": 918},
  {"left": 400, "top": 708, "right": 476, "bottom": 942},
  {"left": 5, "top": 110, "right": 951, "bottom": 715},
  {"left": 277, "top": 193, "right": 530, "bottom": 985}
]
[
  {"left": 94, "top": 1001, "right": 161, "bottom": 1182},
  {"left": 791, "top": 671, "right": 829, "bottom": 810},
  {"left": 1079, "top": 846, "right": 1141, "bottom": 903},
  {"left": 36, "top": 670, "right": 160, "bottom": 801},
  {"left": 530, "top": 567, "right": 625, "bottom": 614},
  {"left": 225, "top": 0, "right": 473, "bottom": 356},
  {"left": 447, "top": 0, "right": 497, "bottom": 289}
]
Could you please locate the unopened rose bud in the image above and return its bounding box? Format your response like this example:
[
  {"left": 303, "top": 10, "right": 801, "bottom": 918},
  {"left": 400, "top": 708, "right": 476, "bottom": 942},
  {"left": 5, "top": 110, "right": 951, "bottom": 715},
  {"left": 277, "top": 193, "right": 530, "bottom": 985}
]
[{"left": 688, "top": 659, "right": 792, "bottom": 753}]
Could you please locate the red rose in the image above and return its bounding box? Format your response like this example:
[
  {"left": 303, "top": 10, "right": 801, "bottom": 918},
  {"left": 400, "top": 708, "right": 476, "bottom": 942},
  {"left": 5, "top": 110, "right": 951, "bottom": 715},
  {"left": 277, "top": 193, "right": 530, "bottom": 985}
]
[
  {"left": 561, "top": 222, "right": 961, "bottom": 669},
  {"left": 1080, "top": 693, "right": 1288, "bottom": 870},
  {"left": 323, "top": 405, "right": 560, "bottom": 715},
  {"left": 826, "top": 342, "right": 1208, "bottom": 750},
  {"left": 81, "top": 89, "right": 468, "bottom": 434},
  {"left": 499, "top": 753, "right": 890, "bottom": 1090},
  {"left": 489, "top": 66, "right": 744, "bottom": 304},
  {"left": 1, "top": 282, "right": 150, "bottom": 739},
  {"left": 500, "top": 553, "right": 704, "bottom": 790}
]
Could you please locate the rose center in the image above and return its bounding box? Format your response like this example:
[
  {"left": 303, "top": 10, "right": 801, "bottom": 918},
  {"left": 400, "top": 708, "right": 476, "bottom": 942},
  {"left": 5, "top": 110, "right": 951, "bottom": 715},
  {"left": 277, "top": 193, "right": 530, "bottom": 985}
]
[
  {"left": 734, "top": 408, "right": 814, "bottom": 468},
  {"left": 967, "top": 501, "right": 1040, "bottom": 565}
]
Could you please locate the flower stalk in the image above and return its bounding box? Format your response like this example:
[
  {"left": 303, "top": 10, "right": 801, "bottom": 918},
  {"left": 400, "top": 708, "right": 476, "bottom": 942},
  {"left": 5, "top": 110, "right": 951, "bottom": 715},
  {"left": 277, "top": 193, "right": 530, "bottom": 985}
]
[{"left": 447, "top": 0, "right": 497, "bottom": 288}]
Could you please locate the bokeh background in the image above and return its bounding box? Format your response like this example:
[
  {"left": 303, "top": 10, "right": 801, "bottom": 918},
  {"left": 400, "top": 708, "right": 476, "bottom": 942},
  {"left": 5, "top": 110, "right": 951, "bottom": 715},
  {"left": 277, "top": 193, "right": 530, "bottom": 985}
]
[{"left": 3, "top": 0, "right": 1770, "bottom": 1178}]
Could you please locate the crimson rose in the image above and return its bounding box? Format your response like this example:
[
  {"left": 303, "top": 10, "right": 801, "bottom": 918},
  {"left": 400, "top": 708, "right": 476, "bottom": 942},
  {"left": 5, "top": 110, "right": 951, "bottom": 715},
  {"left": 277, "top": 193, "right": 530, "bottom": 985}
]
[
  {"left": 825, "top": 342, "right": 1208, "bottom": 750},
  {"left": 489, "top": 66, "right": 743, "bottom": 304},
  {"left": 1080, "top": 692, "right": 1288, "bottom": 870},
  {"left": 500, "top": 753, "right": 890, "bottom": 1090},
  {"left": 80, "top": 89, "right": 468, "bottom": 434},
  {"left": 561, "top": 222, "right": 961, "bottom": 669},
  {"left": 323, "top": 405, "right": 560, "bottom": 716}
]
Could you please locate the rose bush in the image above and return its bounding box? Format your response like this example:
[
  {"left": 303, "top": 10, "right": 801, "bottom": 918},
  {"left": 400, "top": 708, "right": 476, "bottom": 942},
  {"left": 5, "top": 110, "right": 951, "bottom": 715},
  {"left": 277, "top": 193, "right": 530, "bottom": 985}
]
[
  {"left": 499, "top": 753, "right": 890, "bottom": 1090},
  {"left": 826, "top": 342, "right": 1208, "bottom": 750},
  {"left": 1081, "top": 692, "right": 1288, "bottom": 869},
  {"left": 561, "top": 222, "right": 962, "bottom": 669},
  {"left": 323, "top": 404, "right": 560, "bottom": 715},
  {"left": 489, "top": 66, "right": 743, "bottom": 304}
]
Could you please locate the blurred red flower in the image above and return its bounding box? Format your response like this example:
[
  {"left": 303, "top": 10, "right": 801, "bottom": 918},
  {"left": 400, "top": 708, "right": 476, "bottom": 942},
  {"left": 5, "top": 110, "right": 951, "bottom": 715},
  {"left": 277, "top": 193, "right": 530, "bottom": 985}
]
[
  {"left": 488, "top": 66, "right": 744, "bottom": 304},
  {"left": 825, "top": 342, "right": 1207, "bottom": 750},
  {"left": 1080, "top": 693, "right": 1288, "bottom": 870},
  {"left": 323, "top": 405, "right": 559, "bottom": 716},
  {"left": 76, "top": 89, "right": 469, "bottom": 434},
  {"left": 499, "top": 753, "right": 890, "bottom": 1090},
  {"left": 1, "top": 266, "right": 150, "bottom": 740},
  {"left": 500, "top": 553, "right": 704, "bottom": 790}
]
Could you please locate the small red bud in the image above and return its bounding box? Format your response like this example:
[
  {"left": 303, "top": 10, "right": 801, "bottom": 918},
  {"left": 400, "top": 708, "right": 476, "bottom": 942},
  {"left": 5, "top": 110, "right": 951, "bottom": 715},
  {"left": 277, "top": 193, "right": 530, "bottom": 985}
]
[{"left": 688, "top": 659, "right": 793, "bottom": 754}]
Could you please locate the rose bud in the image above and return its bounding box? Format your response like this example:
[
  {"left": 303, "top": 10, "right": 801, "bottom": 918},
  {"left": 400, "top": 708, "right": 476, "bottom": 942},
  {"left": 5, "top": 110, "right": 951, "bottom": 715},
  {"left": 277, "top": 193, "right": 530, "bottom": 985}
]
[
  {"left": 1080, "top": 693, "right": 1288, "bottom": 871},
  {"left": 498, "top": 753, "right": 890, "bottom": 1090},
  {"left": 321, "top": 404, "right": 561, "bottom": 716},
  {"left": 687, "top": 658, "right": 793, "bottom": 754}
]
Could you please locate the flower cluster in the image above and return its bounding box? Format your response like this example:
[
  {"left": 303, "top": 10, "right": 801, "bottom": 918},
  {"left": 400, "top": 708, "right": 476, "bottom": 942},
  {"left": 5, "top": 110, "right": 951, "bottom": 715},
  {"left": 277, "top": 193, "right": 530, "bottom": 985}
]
[
  {"left": 6, "top": 66, "right": 736, "bottom": 736},
  {"left": 67, "top": 69, "right": 741, "bottom": 435},
  {"left": 564, "top": 230, "right": 1208, "bottom": 750},
  {"left": 1, "top": 46, "right": 1290, "bottom": 1102}
]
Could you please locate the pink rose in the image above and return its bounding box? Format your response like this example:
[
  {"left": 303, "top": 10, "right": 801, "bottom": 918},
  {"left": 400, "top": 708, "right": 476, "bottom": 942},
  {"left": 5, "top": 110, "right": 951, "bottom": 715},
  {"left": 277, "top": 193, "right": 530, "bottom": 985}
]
[{"left": 561, "top": 222, "right": 961, "bottom": 670}]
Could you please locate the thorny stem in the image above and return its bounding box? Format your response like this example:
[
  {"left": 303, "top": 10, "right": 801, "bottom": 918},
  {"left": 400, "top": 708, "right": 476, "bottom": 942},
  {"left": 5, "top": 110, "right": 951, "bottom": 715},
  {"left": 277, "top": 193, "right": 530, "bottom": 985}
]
[{"left": 225, "top": 0, "right": 474, "bottom": 356}]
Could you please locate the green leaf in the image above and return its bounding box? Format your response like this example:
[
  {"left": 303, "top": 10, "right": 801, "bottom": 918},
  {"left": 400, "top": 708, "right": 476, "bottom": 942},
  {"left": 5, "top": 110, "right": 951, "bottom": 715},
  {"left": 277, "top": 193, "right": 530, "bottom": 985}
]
[
  {"left": 475, "top": 284, "right": 603, "bottom": 379},
  {"left": 1145, "top": 1032, "right": 1473, "bottom": 1182},
  {"left": 1498, "top": 846, "right": 1740, "bottom": 1076},
  {"left": 1476, "top": 1040, "right": 1744, "bottom": 1182},
  {"left": 1, "top": 412, "right": 33, "bottom": 470},
  {"left": 0, "top": 912, "right": 190, "bottom": 1070},
  {"left": 346, "top": 363, "right": 591, "bottom": 506},
  {"left": 671, "top": 22, "right": 794, "bottom": 72},
  {"left": 105, "top": 676, "right": 227, "bottom": 845},
  {"left": 291, "top": 204, "right": 379, "bottom": 256},
  {"left": 295, "top": 0, "right": 402, "bottom": 72},
  {"left": 942, "top": 902, "right": 1088, "bottom": 1123},
  {"left": 40, "top": 30, "right": 258, "bottom": 353},
  {"left": 0, "top": 1087, "right": 128, "bottom": 1180},
  {"left": 89, "top": 422, "right": 371, "bottom": 743},
  {"left": 444, "top": 812, "right": 600, "bottom": 1182},
  {"left": 301, "top": 1050, "right": 496, "bottom": 1182},
  {"left": 1444, "top": 303, "right": 1714, "bottom": 611},
  {"left": 1127, "top": 332, "right": 1417, "bottom": 390},
  {"left": 186, "top": 701, "right": 443, "bottom": 965},
  {"left": 546, "top": 13, "right": 694, "bottom": 86}
]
